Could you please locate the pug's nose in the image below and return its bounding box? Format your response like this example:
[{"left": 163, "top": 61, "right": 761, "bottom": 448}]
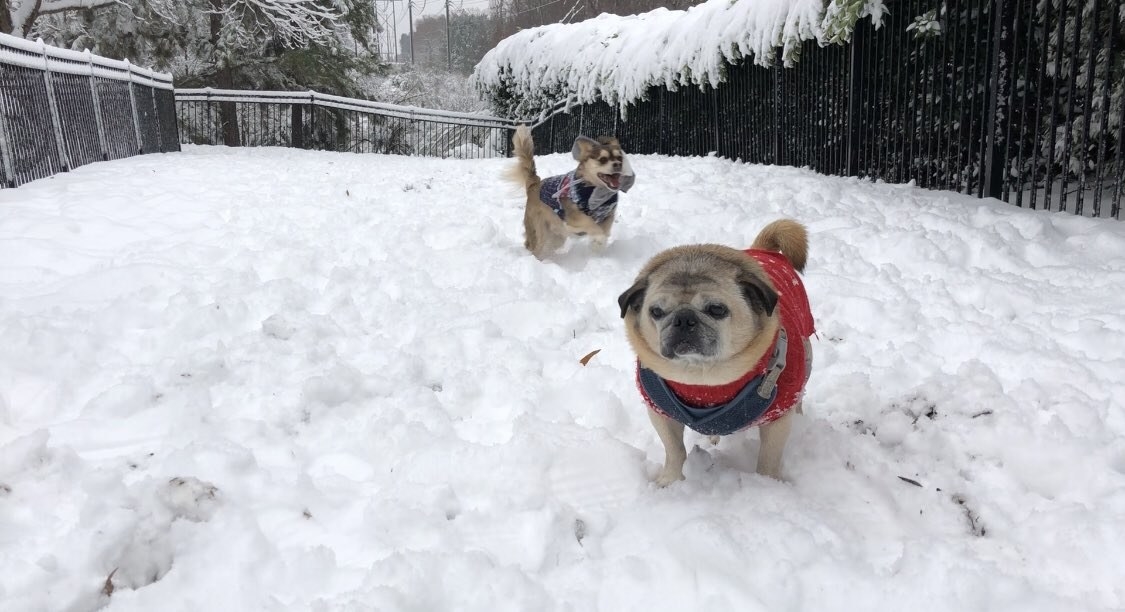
[{"left": 672, "top": 310, "right": 699, "bottom": 329}]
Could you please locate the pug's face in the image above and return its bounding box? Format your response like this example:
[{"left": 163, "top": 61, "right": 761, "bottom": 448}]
[{"left": 619, "top": 246, "right": 779, "bottom": 383}]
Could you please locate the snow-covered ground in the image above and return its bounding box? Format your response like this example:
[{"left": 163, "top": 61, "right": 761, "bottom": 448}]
[{"left": 1, "top": 146, "right": 1123, "bottom": 611}]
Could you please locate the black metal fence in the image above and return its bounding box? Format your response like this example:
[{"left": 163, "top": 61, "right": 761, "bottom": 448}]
[
  {"left": 175, "top": 89, "right": 515, "bottom": 159},
  {"left": 0, "top": 33, "right": 179, "bottom": 188},
  {"left": 530, "top": 0, "right": 1124, "bottom": 219}
]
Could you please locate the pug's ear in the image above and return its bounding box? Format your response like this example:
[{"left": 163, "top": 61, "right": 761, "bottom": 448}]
[
  {"left": 572, "top": 136, "right": 599, "bottom": 160},
  {"left": 738, "top": 274, "right": 778, "bottom": 317},
  {"left": 617, "top": 279, "right": 648, "bottom": 319}
]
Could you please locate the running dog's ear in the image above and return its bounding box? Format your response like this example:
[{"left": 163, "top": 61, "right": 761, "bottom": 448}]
[
  {"left": 572, "top": 136, "right": 599, "bottom": 160},
  {"left": 738, "top": 273, "right": 778, "bottom": 317},
  {"left": 617, "top": 279, "right": 648, "bottom": 319}
]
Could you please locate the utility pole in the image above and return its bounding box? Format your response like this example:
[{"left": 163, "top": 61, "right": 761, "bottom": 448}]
[
  {"left": 408, "top": 0, "right": 415, "bottom": 64},
  {"left": 390, "top": 0, "right": 399, "bottom": 62},
  {"left": 445, "top": 0, "right": 452, "bottom": 70}
]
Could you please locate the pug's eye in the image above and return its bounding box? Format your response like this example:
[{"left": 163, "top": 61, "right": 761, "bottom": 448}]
[
  {"left": 649, "top": 306, "right": 666, "bottom": 320},
  {"left": 706, "top": 304, "right": 729, "bottom": 319}
]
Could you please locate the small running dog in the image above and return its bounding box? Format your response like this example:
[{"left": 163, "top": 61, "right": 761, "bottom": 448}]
[{"left": 508, "top": 125, "right": 635, "bottom": 259}]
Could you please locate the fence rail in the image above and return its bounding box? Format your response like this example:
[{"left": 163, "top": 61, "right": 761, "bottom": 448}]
[
  {"left": 175, "top": 89, "right": 516, "bottom": 159},
  {"left": 0, "top": 33, "right": 179, "bottom": 188},
  {"left": 528, "top": 0, "right": 1124, "bottom": 219}
]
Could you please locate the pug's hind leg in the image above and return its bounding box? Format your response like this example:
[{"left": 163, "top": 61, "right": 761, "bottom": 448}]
[
  {"left": 756, "top": 409, "right": 793, "bottom": 480},
  {"left": 649, "top": 408, "right": 686, "bottom": 486}
]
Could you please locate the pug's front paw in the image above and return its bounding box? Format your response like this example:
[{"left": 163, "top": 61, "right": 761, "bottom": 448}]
[{"left": 654, "top": 469, "right": 685, "bottom": 487}]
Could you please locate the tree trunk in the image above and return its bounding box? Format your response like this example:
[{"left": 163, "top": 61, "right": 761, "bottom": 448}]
[
  {"left": 0, "top": 2, "right": 15, "bottom": 35},
  {"left": 217, "top": 65, "right": 240, "bottom": 147},
  {"left": 208, "top": 0, "right": 240, "bottom": 147},
  {"left": 2, "top": 0, "right": 42, "bottom": 37}
]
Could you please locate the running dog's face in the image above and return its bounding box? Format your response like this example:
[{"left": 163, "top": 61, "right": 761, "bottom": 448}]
[
  {"left": 574, "top": 136, "right": 625, "bottom": 191},
  {"left": 618, "top": 246, "right": 778, "bottom": 369}
]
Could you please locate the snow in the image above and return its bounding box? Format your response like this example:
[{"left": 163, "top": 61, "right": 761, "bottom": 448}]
[
  {"left": 1, "top": 145, "right": 1124, "bottom": 611},
  {"left": 472, "top": 0, "right": 883, "bottom": 111}
]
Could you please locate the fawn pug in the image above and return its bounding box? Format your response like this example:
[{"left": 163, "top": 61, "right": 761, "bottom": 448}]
[{"left": 618, "top": 220, "right": 815, "bottom": 485}]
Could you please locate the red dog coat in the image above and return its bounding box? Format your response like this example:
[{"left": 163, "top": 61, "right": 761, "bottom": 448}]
[{"left": 637, "top": 248, "right": 814, "bottom": 432}]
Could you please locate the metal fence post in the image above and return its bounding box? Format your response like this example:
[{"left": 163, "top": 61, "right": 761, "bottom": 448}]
[
  {"left": 86, "top": 50, "right": 109, "bottom": 160},
  {"left": 308, "top": 91, "right": 316, "bottom": 148},
  {"left": 711, "top": 85, "right": 720, "bottom": 155},
  {"left": 0, "top": 80, "right": 15, "bottom": 186},
  {"left": 771, "top": 56, "right": 782, "bottom": 165},
  {"left": 39, "top": 38, "right": 70, "bottom": 172},
  {"left": 981, "top": 0, "right": 1008, "bottom": 200},
  {"left": 548, "top": 113, "right": 556, "bottom": 154},
  {"left": 205, "top": 87, "right": 213, "bottom": 144},
  {"left": 846, "top": 25, "right": 865, "bottom": 177},
  {"left": 125, "top": 60, "right": 144, "bottom": 154},
  {"left": 148, "top": 86, "right": 162, "bottom": 152},
  {"left": 170, "top": 89, "right": 182, "bottom": 151}
]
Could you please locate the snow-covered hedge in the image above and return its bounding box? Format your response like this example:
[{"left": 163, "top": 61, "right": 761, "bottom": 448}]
[{"left": 472, "top": 0, "right": 885, "bottom": 117}]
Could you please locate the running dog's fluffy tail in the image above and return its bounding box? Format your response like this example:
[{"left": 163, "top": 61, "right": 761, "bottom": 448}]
[
  {"left": 751, "top": 219, "right": 808, "bottom": 273},
  {"left": 507, "top": 125, "right": 539, "bottom": 190}
]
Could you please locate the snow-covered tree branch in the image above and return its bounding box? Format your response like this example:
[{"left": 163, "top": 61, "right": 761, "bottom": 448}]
[
  {"left": 1, "top": 0, "right": 118, "bottom": 37},
  {"left": 204, "top": 0, "right": 340, "bottom": 49}
]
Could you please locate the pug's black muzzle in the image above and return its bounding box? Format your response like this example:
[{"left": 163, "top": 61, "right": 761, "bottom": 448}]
[{"left": 660, "top": 309, "right": 718, "bottom": 359}]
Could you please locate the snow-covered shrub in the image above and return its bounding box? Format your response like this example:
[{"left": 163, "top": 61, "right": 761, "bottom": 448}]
[{"left": 471, "top": 0, "right": 887, "bottom": 117}]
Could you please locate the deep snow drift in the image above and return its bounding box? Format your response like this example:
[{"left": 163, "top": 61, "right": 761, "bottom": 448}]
[{"left": 1, "top": 146, "right": 1123, "bottom": 611}]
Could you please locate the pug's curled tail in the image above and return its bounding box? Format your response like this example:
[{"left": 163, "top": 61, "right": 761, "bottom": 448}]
[
  {"left": 752, "top": 219, "right": 808, "bottom": 272},
  {"left": 507, "top": 125, "right": 539, "bottom": 190}
]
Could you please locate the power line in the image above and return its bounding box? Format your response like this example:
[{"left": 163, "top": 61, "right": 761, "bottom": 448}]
[{"left": 506, "top": 0, "right": 568, "bottom": 17}]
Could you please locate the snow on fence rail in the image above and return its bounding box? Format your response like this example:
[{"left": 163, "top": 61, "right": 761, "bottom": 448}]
[
  {"left": 175, "top": 89, "right": 525, "bottom": 159},
  {"left": 0, "top": 32, "right": 179, "bottom": 188}
]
